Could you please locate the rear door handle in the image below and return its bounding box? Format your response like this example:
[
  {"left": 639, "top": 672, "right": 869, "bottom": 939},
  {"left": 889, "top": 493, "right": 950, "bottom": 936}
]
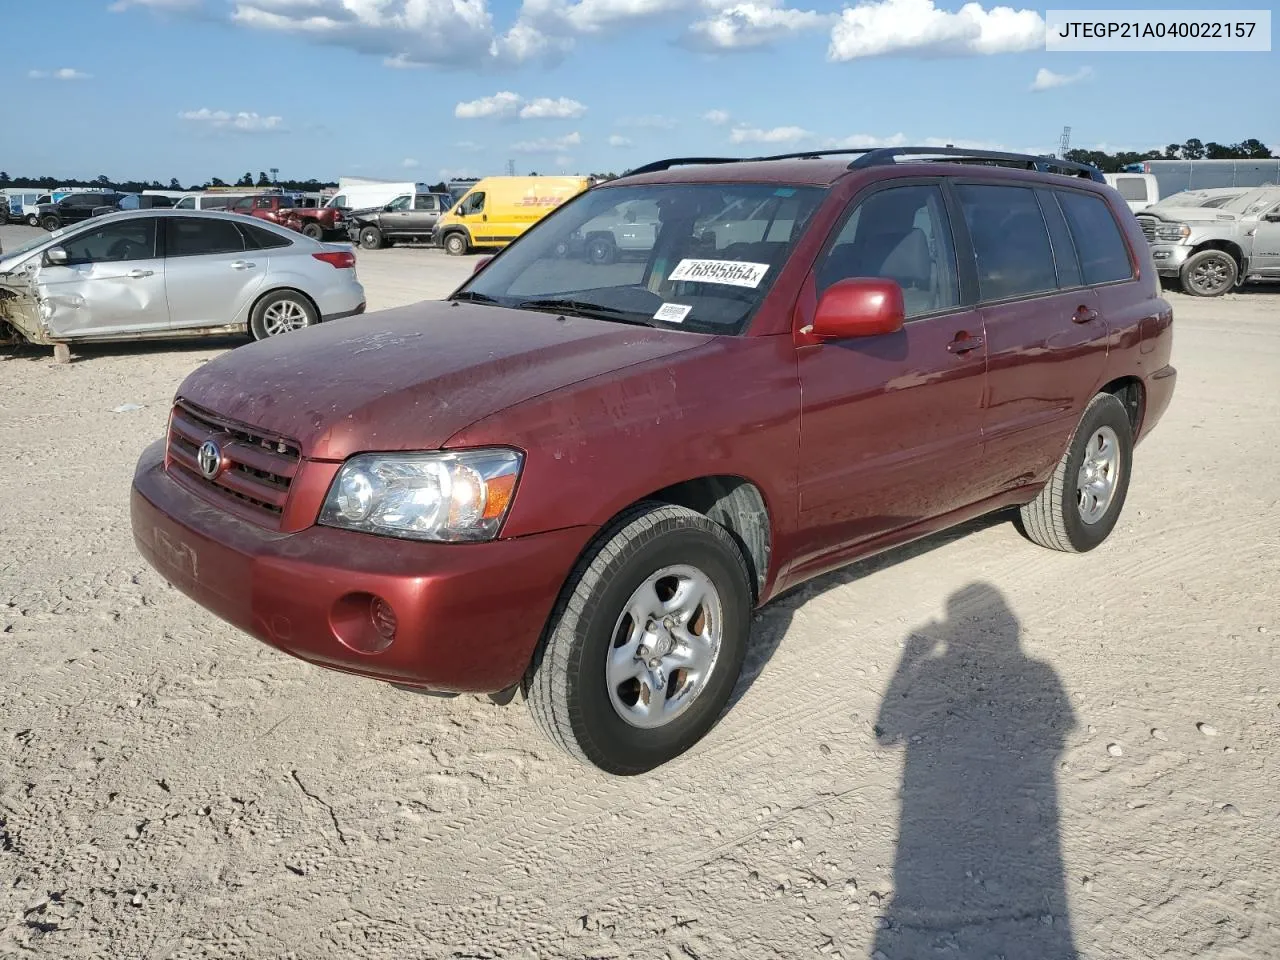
[
  {"left": 947, "top": 334, "right": 984, "bottom": 354},
  {"left": 126, "top": 269, "right": 154, "bottom": 279},
  {"left": 231, "top": 260, "right": 256, "bottom": 270},
  {"left": 1073, "top": 305, "right": 1099, "bottom": 324}
]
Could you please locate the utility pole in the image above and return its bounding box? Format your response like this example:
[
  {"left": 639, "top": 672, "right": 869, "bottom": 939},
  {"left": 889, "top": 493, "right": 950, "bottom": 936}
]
[
  {"left": 506, "top": 158, "right": 516, "bottom": 177},
  {"left": 270, "top": 166, "right": 279, "bottom": 184},
  {"left": 1059, "top": 126, "right": 1071, "bottom": 159}
]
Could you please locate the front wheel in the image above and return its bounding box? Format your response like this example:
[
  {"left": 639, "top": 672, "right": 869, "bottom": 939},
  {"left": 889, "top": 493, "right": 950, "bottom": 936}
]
[
  {"left": 40, "top": 215, "right": 60, "bottom": 232},
  {"left": 1017, "top": 392, "right": 1133, "bottom": 553},
  {"left": 443, "top": 232, "right": 468, "bottom": 256},
  {"left": 26, "top": 214, "right": 39, "bottom": 227},
  {"left": 249, "top": 290, "right": 318, "bottom": 340},
  {"left": 359, "top": 226, "right": 383, "bottom": 250},
  {"left": 526, "top": 503, "right": 752, "bottom": 775},
  {"left": 1180, "top": 249, "right": 1237, "bottom": 297}
]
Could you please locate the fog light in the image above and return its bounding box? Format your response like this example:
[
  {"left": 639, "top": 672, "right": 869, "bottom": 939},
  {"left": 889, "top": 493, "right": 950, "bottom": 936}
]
[{"left": 371, "top": 596, "right": 398, "bottom": 641}]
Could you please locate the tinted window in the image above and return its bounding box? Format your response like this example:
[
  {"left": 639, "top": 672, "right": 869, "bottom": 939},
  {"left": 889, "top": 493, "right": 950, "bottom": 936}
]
[
  {"left": 957, "top": 184, "right": 1057, "bottom": 301},
  {"left": 817, "top": 184, "right": 959, "bottom": 318},
  {"left": 174, "top": 196, "right": 194, "bottom": 209},
  {"left": 1035, "top": 189, "right": 1083, "bottom": 288},
  {"left": 166, "top": 217, "right": 247, "bottom": 257},
  {"left": 1056, "top": 191, "right": 1133, "bottom": 284},
  {"left": 414, "top": 194, "right": 436, "bottom": 211},
  {"left": 202, "top": 197, "right": 232, "bottom": 210},
  {"left": 241, "top": 222, "right": 293, "bottom": 250},
  {"left": 1113, "top": 177, "right": 1150, "bottom": 201},
  {"left": 60, "top": 218, "right": 157, "bottom": 265}
]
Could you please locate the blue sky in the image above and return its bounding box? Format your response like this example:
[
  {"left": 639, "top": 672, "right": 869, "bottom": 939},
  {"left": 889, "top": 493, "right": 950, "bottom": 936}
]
[{"left": 8, "top": 0, "right": 1277, "bottom": 184}]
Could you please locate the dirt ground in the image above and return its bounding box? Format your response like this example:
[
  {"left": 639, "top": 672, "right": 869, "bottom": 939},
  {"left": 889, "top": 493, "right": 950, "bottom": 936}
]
[{"left": 2, "top": 222, "right": 1278, "bottom": 959}]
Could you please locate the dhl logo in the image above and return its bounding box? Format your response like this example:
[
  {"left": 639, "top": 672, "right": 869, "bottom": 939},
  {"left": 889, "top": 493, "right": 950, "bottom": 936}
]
[{"left": 515, "top": 197, "right": 567, "bottom": 207}]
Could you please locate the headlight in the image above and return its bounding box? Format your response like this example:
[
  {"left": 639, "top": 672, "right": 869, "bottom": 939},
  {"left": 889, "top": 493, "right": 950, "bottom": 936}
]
[
  {"left": 1155, "top": 223, "right": 1191, "bottom": 242},
  {"left": 319, "top": 448, "right": 522, "bottom": 542}
]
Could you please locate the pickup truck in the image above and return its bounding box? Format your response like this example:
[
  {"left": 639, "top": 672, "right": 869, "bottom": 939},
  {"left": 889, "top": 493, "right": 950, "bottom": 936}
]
[
  {"left": 346, "top": 192, "right": 454, "bottom": 249},
  {"left": 226, "top": 194, "right": 346, "bottom": 241}
]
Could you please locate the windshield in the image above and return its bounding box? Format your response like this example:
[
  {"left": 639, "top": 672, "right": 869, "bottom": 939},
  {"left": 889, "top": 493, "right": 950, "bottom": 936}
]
[{"left": 454, "top": 182, "right": 825, "bottom": 335}]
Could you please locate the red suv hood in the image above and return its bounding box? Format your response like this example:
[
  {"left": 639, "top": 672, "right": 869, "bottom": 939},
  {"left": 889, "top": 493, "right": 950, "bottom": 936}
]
[{"left": 175, "top": 301, "right": 708, "bottom": 460}]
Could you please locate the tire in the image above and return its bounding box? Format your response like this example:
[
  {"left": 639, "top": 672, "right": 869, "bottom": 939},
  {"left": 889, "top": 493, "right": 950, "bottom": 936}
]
[
  {"left": 359, "top": 226, "right": 383, "bottom": 250},
  {"left": 586, "top": 235, "right": 617, "bottom": 265},
  {"left": 26, "top": 214, "right": 39, "bottom": 227},
  {"left": 301, "top": 222, "right": 325, "bottom": 240},
  {"left": 1017, "top": 392, "right": 1133, "bottom": 553},
  {"left": 1179, "top": 249, "right": 1237, "bottom": 297},
  {"left": 443, "top": 232, "right": 469, "bottom": 256},
  {"left": 249, "top": 290, "right": 319, "bottom": 341},
  {"left": 526, "top": 503, "right": 752, "bottom": 775},
  {"left": 41, "top": 215, "right": 60, "bottom": 232}
]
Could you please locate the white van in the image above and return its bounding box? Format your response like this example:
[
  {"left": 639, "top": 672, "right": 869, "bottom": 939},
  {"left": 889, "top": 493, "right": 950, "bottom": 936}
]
[
  {"left": 1103, "top": 173, "right": 1159, "bottom": 212},
  {"left": 170, "top": 193, "right": 249, "bottom": 211}
]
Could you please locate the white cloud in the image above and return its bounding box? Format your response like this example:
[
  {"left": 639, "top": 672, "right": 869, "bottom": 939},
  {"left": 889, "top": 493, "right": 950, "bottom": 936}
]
[
  {"left": 829, "top": 0, "right": 1043, "bottom": 61},
  {"left": 109, "top": 0, "right": 199, "bottom": 10},
  {"left": 455, "top": 91, "right": 586, "bottom": 120},
  {"left": 608, "top": 134, "right": 633, "bottom": 147},
  {"left": 402, "top": 158, "right": 420, "bottom": 168},
  {"left": 687, "top": 0, "right": 830, "bottom": 50},
  {"left": 730, "top": 125, "right": 811, "bottom": 144},
  {"left": 511, "top": 131, "right": 583, "bottom": 153},
  {"left": 703, "top": 109, "right": 731, "bottom": 125},
  {"left": 455, "top": 91, "right": 523, "bottom": 119},
  {"left": 179, "top": 107, "right": 285, "bottom": 133},
  {"left": 616, "top": 114, "right": 678, "bottom": 129},
  {"left": 1030, "top": 66, "right": 1093, "bottom": 91},
  {"left": 454, "top": 140, "right": 484, "bottom": 151},
  {"left": 823, "top": 133, "right": 1053, "bottom": 154},
  {"left": 28, "top": 67, "right": 92, "bottom": 80},
  {"left": 520, "top": 96, "right": 587, "bottom": 119}
]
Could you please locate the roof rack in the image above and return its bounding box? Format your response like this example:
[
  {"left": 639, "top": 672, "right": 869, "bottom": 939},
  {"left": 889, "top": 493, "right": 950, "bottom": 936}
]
[
  {"left": 848, "top": 147, "right": 1104, "bottom": 181},
  {"left": 619, "top": 147, "right": 1105, "bottom": 183}
]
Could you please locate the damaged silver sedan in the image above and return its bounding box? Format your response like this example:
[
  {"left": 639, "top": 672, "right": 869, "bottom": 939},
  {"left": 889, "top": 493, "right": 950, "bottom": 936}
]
[{"left": 0, "top": 210, "right": 367, "bottom": 362}]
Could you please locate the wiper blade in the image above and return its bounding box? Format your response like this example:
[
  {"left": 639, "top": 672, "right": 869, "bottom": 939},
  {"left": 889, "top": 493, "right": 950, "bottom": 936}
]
[
  {"left": 513, "top": 298, "right": 654, "bottom": 326},
  {"left": 451, "top": 290, "right": 501, "bottom": 305}
]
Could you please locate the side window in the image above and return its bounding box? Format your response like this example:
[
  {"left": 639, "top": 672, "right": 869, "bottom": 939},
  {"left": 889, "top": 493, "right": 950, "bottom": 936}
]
[
  {"left": 59, "top": 218, "right": 158, "bottom": 265},
  {"left": 1113, "top": 177, "right": 1150, "bottom": 202},
  {"left": 816, "top": 184, "right": 960, "bottom": 319},
  {"left": 1035, "top": 189, "right": 1083, "bottom": 288},
  {"left": 956, "top": 184, "right": 1057, "bottom": 301},
  {"left": 1056, "top": 191, "right": 1134, "bottom": 285},
  {"left": 331, "top": 195, "right": 347, "bottom": 208},
  {"left": 239, "top": 222, "right": 293, "bottom": 250},
  {"left": 461, "top": 192, "right": 486, "bottom": 215},
  {"left": 414, "top": 194, "right": 436, "bottom": 211},
  {"left": 254, "top": 197, "right": 274, "bottom": 210},
  {"left": 165, "top": 217, "right": 247, "bottom": 257},
  {"left": 174, "top": 196, "right": 194, "bottom": 210},
  {"left": 386, "top": 195, "right": 411, "bottom": 211}
]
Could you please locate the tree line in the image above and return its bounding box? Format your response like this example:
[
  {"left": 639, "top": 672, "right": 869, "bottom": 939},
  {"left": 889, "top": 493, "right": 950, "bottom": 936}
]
[
  {"left": 1063, "top": 137, "right": 1272, "bottom": 173},
  {"left": 0, "top": 171, "right": 340, "bottom": 193}
]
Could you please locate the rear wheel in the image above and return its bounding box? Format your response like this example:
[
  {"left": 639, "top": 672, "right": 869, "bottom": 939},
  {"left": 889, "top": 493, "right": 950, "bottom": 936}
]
[
  {"left": 526, "top": 503, "right": 752, "bottom": 775},
  {"left": 443, "top": 232, "right": 469, "bottom": 256},
  {"left": 1017, "top": 392, "right": 1133, "bottom": 553},
  {"left": 249, "top": 290, "right": 318, "bottom": 340},
  {"left": 301, "top": 222, "right": 325, "bottom": 240},
  {"left": 1180, "top": 249, "right": 1237, "bottom": 297},
  {"left": 359, "top": 226, "right": 384, "bottom": 250}
]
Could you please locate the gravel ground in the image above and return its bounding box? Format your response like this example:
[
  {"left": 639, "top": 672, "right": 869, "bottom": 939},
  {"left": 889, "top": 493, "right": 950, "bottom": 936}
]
[{"left": 2, "top": 222, "right": 1278, "bottom": 959}]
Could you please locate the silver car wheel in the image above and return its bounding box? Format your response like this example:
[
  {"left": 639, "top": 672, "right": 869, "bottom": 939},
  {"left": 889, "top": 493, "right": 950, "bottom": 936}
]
[
  {"left": 1076, "top": 425, "right": 1121, "bottom": 524},
  {"left": 261, "top": 299, "right": 310, "bottom": 337},
  {"left": 606, "top": 564, "right": 723, "bottom": 730}
]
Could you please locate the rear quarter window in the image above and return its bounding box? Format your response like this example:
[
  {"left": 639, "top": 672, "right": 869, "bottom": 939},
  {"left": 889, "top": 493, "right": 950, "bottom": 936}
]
[
  {"left": 1113, "top": 177, "right": 1150, "bottom": 201},
  {"left": 1055, "top": 191, "right": 1134, "bottom": 285},
  {"left": 240, "top": 222, "right": 293, "bottom": 250}
]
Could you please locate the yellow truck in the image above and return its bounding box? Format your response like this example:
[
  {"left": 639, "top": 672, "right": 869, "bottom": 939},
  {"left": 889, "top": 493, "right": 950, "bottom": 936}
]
[{"left": 436, "top": 176, "right": 592, "bottom": 255}]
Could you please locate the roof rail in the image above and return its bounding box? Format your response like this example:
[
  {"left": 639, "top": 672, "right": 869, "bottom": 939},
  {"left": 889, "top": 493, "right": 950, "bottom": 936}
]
[
  {"left": 848, "top": 147, "right": 1105, "bottom": 181},
  {"left": 621, "top": 157, "right": 742, "bottom": 178}
]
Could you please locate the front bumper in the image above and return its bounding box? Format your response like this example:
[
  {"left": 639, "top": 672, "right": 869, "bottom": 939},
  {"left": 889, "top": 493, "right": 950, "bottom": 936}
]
[
  {"left": 1147, "top": 242, "right": 1193, "bottom": 276},
  {"left": 130, "top": 440, "right": 593, "bottom": 693}
]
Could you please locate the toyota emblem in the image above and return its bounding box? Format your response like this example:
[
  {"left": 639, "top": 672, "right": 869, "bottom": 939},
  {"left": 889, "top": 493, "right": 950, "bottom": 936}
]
[{"left": 197, "top": 439, "right": 223, "bottom": 480}]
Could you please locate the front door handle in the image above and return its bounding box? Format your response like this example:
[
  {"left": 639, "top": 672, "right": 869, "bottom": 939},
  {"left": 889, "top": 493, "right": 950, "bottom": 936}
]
[
  {"left": 126, "top": 269, "right": 154, "bottom": 279},
  {"left": 947, "top": 334, "right": 985, "bottom": 354},
  {"left": 230, "top": 260, "right": 256, "bottom": 270},
  {"left": 1073, "top": 305, "right": 1100, "bottom": 324}
]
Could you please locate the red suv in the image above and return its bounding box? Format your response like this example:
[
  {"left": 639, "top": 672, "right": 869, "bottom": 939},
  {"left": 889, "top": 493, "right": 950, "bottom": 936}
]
[{"left": 130, "top": 148, "right": 1176, "bottom": 774}]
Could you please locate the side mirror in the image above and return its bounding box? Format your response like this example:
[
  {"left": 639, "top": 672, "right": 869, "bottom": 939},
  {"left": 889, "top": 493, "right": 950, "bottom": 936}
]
[
  {"left": 45, "top": 246, "right": 69, "bottom": 265},
  {"left": 472, "top": 256, "right": 493, "bottom": 274},
  {"left": 807, "top": 278, "right": 905, "bottom": 339},
  {"left": 1265, "top": 212, "right": 1280, "bottom": 222}
]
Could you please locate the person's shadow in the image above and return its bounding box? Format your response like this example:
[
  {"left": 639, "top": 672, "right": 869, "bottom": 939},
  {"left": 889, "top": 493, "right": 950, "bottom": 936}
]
[{"left": 873, "top": 582, "right": 1079, "bottom": 959}]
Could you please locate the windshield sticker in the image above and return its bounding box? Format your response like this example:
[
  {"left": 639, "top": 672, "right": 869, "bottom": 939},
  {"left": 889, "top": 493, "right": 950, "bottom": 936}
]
[
  {"left": 668, "top": 259, "right": 770, "bottom": 289},
  {"left": 654, "top": 303, "right": 693, "bottom": 323}
]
